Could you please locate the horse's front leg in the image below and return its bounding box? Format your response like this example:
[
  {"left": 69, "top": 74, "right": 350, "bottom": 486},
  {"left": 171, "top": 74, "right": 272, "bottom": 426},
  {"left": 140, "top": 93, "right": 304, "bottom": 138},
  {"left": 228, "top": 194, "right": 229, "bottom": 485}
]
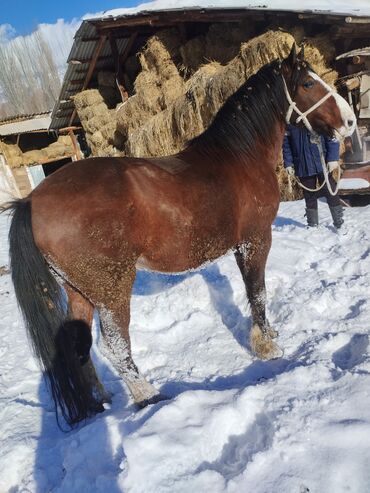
[{"left": 234, "top": 233, "right": 283, "bottom": 360}]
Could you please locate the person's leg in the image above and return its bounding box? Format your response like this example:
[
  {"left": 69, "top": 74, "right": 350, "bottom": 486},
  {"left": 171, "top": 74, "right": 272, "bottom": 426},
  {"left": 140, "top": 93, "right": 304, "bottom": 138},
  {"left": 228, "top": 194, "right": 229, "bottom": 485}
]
[
  {"left": 300, "top": 175, "right": 319, "bottom": 227},
  {"left": 323, "top": 173, "right": 344, "bottom": 228}
]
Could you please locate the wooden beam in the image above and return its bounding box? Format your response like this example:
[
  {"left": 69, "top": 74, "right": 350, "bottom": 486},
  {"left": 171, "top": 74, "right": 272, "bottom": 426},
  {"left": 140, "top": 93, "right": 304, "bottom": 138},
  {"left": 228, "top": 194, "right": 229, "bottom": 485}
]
[
  {"left": 68, "top": 35, "right": 107, "bottom": 127},
  {"left": 68, "top": 129, "right": 83, "bottom": 160},
  {"left": 109, "top": 33, "right": 137, "bottom": 102},
  {"left": 94, "top": 9, "right": 269, "bottom": 31},
  {"left": 69, "top": 54, "right": 112, "bottom": 65},
  {"left": 58, "top": 126, "right": 82, "bottom": 132}
]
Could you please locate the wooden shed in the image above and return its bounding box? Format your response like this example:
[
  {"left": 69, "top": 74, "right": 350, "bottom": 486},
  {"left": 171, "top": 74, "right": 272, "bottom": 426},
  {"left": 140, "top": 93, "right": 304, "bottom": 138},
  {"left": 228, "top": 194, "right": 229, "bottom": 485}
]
[{"left": 0, "top": 112, "right": 83, "bottom": 203}]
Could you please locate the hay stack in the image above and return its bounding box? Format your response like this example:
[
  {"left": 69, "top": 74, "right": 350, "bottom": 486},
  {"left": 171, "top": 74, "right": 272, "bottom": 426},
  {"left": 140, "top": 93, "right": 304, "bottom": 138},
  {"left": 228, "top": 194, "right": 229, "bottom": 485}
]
[
  {"left": 116, "top": 29, "right": 185, "bottom": 142},
  {"left": 126, "top": 30, "right": 295, "bottom": 157},
  {"left": 73, "top": 89, "right": 118, "bottom": 156}
]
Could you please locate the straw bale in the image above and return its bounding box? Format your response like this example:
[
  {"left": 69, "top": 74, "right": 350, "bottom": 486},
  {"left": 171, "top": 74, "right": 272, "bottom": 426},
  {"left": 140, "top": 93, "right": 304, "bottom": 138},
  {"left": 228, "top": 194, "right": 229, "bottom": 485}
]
[
  {"left": 22, "top": 150, "right": 47, "bottom": 165},
  {"left": 174, "top": 62, "right": 222, "bottom": 141},
  {"left": 135, "top": 67, "right": 182, "bottom": 116},
  {"left": 83, "top": 114, "right": 112, "bottom": 135},
  {"left": 45, "top": 143, "right": 72, "bottom": 159},
  {"left": 100, "top": 121, "right": 118, "bottom": 141},
  {"left": 116, "top": 96, "right": 150, "bottom": 140},
  {"left": 74, "top": 89, "right": 118, "bottom": 155},
  {"left": 95, "top": 144, "right": 121, "bottom": 158},
  {"left": 57, "top": 135, "right": 73, "bottom": 146},
  {"left": 78, "top": 106, "right": 98, "bottom": 121},
  {"left": 126, "top": 110, "right": 176, "bottom": 158},
  {"left": 73, "top": 89, "right": 104, "bottom": 109},
  {"left": 136, "top": 30, "right": 185, "bottom": 109},
  {"left": 9, "top": 156, "right": 24, "bottom": 168},
  {"left": 89, "top": 131, "right": 105, "bottom": 149},
  {"left": 139, "top": 28, "right": 183, "bottom": 73},
  {"left": 134, "top": 71, "right": 163, "bottom": 113},
  {"left": 1, "top": 143, "right": 22, "bottom": 159}
]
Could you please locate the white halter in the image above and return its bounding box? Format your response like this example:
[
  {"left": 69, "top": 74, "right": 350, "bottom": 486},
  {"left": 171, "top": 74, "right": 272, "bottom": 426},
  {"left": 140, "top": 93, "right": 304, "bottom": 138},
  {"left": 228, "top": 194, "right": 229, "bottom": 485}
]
[
  {"left": 281, "top": 75, "right": 340, "bottom": 196},
  {"left": 281, "top": 75, "right": 337, "bottom": 133}
]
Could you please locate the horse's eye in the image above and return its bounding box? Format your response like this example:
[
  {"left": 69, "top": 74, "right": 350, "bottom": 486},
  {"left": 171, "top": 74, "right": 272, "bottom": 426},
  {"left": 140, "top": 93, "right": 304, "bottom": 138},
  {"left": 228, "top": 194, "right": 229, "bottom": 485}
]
[{"left": 303, "top": 80, "right": 315, "bottom": 89}]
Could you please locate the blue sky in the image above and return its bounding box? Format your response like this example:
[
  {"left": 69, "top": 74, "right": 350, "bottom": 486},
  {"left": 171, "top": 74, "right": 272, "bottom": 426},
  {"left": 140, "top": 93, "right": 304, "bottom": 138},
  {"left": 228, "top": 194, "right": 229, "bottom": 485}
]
[{"left": 2, "top": 0, "right": 141, "bottom": 36}]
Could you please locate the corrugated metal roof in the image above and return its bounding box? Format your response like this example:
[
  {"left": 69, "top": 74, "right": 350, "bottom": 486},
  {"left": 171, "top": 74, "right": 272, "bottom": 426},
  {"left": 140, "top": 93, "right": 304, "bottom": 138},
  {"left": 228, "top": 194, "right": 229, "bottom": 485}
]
[
  {"left": 0, "top": 113, "right": 52, "bottom": 136},
  {"left": 0, "top": 111, "right": 50, "bottom": 125},
  {"left": 50, "top": 16, "right": 132, "bottom": 130}
]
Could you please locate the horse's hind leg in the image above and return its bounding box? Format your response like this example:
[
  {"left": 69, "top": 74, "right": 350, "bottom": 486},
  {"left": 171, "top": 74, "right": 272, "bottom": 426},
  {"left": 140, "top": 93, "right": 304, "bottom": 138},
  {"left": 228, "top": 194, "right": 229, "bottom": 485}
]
[
  {"left": 64, "top": 284, "right": 110, "bottom": 404},
  {"left": 235, "top": 232, "right": 283, "bottom": 360},
  {"left": 97, "top": 271, "right": 162, "bottom": 407}
]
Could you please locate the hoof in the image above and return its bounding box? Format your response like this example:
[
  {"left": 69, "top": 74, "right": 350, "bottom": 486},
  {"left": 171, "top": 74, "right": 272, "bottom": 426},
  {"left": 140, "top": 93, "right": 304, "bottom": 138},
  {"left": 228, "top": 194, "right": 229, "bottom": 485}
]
[
  {"left": 102, "top": 391, "right": 113, "bottom": 405},
  {"left": 250, "top": 325, "right": 283, "bottom": 360},
  {"left": 136, "top": 393, "right": 169, "bottom": 409},
  {"left": 267, "top": 327, "right": 279, "bottom": 339}
]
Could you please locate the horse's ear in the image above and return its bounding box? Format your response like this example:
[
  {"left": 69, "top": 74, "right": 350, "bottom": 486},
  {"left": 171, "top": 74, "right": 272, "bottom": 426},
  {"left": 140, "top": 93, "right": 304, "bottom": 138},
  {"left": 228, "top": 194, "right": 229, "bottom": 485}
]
[
  {"left": 298, "top": 45, "right": 305, "bottom": 61},
  {"left": 286, "top": 43, "right": 297, "bottom": 68}
]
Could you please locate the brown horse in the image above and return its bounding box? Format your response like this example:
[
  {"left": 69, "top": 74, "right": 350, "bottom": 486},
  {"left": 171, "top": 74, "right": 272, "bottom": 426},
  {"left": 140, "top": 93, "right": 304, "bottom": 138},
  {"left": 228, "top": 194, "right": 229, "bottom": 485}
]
[{"left": 2, "top": 46, "right": 355, "bottom": 426}]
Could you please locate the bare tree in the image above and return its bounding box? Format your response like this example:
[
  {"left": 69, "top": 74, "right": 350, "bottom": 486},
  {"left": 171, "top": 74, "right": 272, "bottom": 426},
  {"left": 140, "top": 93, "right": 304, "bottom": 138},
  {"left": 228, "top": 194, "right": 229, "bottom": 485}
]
[{"left": 0, "top": 30, "right": 62, "bottom": 118}]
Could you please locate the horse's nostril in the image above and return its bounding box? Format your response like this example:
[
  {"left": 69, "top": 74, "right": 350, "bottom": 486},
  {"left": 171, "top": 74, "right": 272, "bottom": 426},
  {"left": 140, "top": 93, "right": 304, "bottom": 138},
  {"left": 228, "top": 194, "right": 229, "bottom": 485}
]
[{"left": 347, "top": 119, "right": 354, "bottom": 127}]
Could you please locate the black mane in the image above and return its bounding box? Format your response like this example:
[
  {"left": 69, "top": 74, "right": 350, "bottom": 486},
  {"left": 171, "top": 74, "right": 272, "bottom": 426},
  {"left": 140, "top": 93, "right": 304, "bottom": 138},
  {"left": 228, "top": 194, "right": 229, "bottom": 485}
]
[{"left": 186, "top": 59, "right": 303, "bottom": 160}]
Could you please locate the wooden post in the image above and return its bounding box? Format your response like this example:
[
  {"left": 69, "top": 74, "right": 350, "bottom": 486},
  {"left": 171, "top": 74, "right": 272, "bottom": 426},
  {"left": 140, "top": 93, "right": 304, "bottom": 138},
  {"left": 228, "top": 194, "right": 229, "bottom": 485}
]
[
  {"left": 68, "top": 129, "right": 83, "bottom": 160},
  {"left": 109, "top": 32, "right": 138, "bottom": 103}
]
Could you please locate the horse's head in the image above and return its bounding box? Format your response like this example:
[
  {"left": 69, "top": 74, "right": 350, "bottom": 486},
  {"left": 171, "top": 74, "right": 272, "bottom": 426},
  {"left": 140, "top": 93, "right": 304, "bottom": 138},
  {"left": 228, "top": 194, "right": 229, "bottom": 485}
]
[{"left": 281, "top": 45, "right": 356, "bottom": 139}]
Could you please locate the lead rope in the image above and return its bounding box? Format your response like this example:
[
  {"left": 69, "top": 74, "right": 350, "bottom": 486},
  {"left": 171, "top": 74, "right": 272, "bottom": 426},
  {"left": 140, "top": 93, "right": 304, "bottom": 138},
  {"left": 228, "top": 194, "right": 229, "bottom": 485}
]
[{"left": 282, "top": 76, "right": 341, "bottom": 196}]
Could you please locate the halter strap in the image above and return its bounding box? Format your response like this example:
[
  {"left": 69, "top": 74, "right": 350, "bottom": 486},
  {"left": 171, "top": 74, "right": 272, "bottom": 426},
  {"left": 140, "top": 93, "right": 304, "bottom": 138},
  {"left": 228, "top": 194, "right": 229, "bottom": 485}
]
[
  {"left": 281, "top": 75, "right": 336, "bottom": 133},
  {"left": 281, "top": 75, "right": 341, "bottom": 196}
]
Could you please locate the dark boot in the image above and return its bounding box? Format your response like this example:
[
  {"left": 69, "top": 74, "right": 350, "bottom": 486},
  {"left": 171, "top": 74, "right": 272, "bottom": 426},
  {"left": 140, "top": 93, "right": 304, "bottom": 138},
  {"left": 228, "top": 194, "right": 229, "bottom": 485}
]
[
  {"left": 306, "top": 208, "right": 318, "bottom": 227},
  {"left": 329, "top": 205, "right": 344, "bottom": 229}
]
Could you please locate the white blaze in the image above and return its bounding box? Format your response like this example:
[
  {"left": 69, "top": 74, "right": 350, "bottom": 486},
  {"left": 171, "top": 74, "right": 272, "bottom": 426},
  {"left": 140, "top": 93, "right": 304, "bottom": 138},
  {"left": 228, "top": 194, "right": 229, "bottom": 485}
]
[{"left": 309, "top": 71, "right": 356, "bottom": 138}]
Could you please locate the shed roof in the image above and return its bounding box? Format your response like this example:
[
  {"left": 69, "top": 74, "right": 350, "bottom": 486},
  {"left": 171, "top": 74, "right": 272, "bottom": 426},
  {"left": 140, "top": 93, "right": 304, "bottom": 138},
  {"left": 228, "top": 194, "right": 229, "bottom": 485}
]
[
  {"left": 0, "top": 112, "right": 52, "bottom": 137},
  {"left": 50, "top": 4, "right": 370, "bottom": 131}
]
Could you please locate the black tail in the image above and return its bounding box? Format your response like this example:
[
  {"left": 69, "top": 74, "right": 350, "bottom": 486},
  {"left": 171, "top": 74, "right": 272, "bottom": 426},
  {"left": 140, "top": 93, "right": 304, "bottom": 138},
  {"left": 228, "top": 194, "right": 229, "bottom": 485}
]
[{"left": 3, "top": 198, "right": 103, "bottom": 427}]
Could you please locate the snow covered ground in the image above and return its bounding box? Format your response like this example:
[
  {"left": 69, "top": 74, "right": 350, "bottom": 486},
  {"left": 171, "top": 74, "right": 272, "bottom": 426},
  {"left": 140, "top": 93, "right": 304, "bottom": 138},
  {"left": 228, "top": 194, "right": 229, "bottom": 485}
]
[{"left": 1, "top": 199, "right": 370, "bottom": 493}]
